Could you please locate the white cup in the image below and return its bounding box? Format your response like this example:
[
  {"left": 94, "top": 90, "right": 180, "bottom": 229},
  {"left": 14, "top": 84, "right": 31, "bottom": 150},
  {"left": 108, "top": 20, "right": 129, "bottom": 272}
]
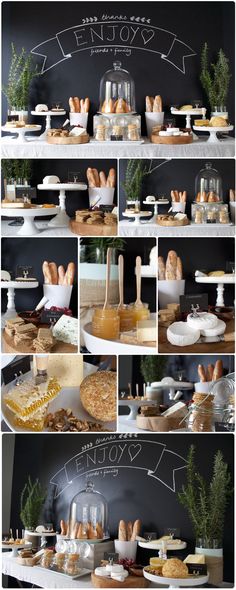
[
  {"left": 194, "top": 381, "right": 213, "bottom": 393},
  {"left": 145, "top": 112, "right": 164, "bottom": 138},
  {"left": 171, "top": 202, "right": 186, "bottom": 213},
  {"left": 158, "top": 279, "right": 185, "bottom": 309},
  {"left": 43, "top": 284, "right": 73, "bottom": 309},
  {"left": 88, "top": 187, "right": 115, "bottom": 207},
  {"left": 69, "top": 112, "right": 88, "bottom": 129},
  {"left": 114, "top": 540, "right": 137, "bottom": 561}
]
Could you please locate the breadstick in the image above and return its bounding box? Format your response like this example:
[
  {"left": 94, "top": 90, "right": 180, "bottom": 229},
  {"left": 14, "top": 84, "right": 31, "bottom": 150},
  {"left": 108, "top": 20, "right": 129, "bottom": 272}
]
[
  {"left": 118, "top": 520, "right": 127, "bottom": 541},
  {"left": 42, "top": 261, "right": 51, "bottom": 284},
  {"left": 158, "top": 256, "right": 166, "bottom": 280},
  {"left": 80, "top": 99, "right": 85, "bottom": 113},
  {"left": 107, "top": 168, "right": 116, "bottom": 188},
  {"left": 73, "top": 97, "right": 80, "bottom": 112},
  {"left": 153, "top": 95, "right": 162, "bottom": 112},
  {"left": 71, "top": 522, "right": 79, "bottom": 539},
  {"left": 145, "top": 96, "right": 154, "bottom": 112},
  {"left": 69, "top": 97, "right": 76, "bottom": 113},
  {"left": 99, "top": 171, "right": 107, "bottom": 187},
  {"left": 86, "top": 168, "right": 97, "bottom": 188},
  {"left": 213, "top": 359, "right": 223, "bottom": 381},
  {"left": 87, "top": 523, "right": 97, "bottom": 539},
  {"left": 198, "top": 364, "right": 206, "bottom": 382},
  {"left": 58, "top": 265, "right": 65, "bottom": 285},
  {"left": 131, "top": 519, "right": 141, "bottom": 541},
  {"left": 126, "top": 521, "right": 133, "bottom": 541},
  {"left": 64, "top": 262, "right": 75, "bottom": 285},
  {"left": 96, "top": 523, "right": 104, "bottom": 539},
  {"left": 49, "top": 262, "right": 58, "bottom": 285},
  {"left": 207, "top": 364, "right": 214, "bottom": 382},
  {"left": 66, "top": 520, "right": 69, "bottom": 536},
  {"left": 176, "top": 257, "right": 183, "bottom": 280},
  {"left": 92, "top": 168, "right": 100, "bottom": 187},
  {"left": 84, "top": 97, "right": 90, "bottom": 113},
  {"left": 165, "top": 250, "right": 178, "bottom": 280},
  {"left": 182, "top": 190, "right": 187, "bottom": 203},
  {"left": 60, "top": 519, "right": 67, "bottom": 535}
]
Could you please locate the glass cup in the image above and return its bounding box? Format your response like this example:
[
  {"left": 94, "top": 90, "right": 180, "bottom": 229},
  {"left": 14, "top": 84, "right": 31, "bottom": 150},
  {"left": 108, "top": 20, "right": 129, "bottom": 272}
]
[
  {"left": 118, "top": 304, "right": 136, "bottom": 332},
  {"left": 92, "top": 307, "right": 120, "bottom": 340},
  {"left": 130, "top": 302, "right": 150, "bottom": 324}
]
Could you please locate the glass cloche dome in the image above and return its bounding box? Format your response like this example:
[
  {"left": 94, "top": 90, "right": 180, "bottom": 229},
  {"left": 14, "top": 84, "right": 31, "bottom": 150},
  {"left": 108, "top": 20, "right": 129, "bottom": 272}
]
[
  {"left": 195, "top": 162, "right": 223, "bottom": 203},
  {"left": 68, "top": 480, "right": 109, "bottom": 540},
  {"left": 99, "top": 61, "right": 136, "bottom": 114}
]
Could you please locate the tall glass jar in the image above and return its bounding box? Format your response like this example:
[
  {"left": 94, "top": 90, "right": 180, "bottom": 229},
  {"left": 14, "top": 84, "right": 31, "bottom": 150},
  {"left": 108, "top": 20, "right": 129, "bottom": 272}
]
[
  {"left": 68, "top": 480, "right": 109, "bottom": 540},
  {"left": 195, "top": 162, "right": 223, "bottom": 203},
  {"left": 99, "top": 62, "right": 136, "bottom": 113}
]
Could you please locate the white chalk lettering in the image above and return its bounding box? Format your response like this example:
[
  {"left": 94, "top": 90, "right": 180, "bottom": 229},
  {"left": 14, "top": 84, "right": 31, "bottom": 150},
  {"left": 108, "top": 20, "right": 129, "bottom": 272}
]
[{"left": 74, "top": 28, "right": 87, "bottom": 46}]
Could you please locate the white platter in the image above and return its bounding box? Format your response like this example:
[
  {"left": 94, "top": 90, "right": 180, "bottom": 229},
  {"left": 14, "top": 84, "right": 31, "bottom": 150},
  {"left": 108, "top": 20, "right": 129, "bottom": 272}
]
[
  {"left": 139, "top": 540, "right": 187, "bottom": 550},
  {"left": 143, "top": 569, "right": 209, "bottom": 588},
  {"left": 37, "top": 183, "right": 87, "bottom": 191},
  {"left": 82, "top": 322, "right": 157, "bottom": 354},
  {"left": 56, "top": 534, "right": 110, "bottom": 544},
  {"left": 1, "top": 125, "right": 41, "bottom": 143},
  {"left": 2, "top": 541, "right": 32, "bottom": 558},
  {"left": 1, "top": 206, "right": 60, "bottom": 236},
  {"left": 193, "top": 125, "right": 234, "bottom": 143},
  {"left": 195, "top": 274, "right": 235, "bottom": 284},
  {"left": 36, "top": 565, "right": 91, "bottom": 580}
]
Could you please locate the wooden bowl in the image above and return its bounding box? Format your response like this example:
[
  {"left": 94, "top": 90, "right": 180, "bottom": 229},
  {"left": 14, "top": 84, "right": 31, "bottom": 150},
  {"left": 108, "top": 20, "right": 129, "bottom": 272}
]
[
  {"left": 151, "top": 132, "right": 193, "bottom": 145},
  {"left": 46, "top": 134, "right": 89, "bottom": 144}
]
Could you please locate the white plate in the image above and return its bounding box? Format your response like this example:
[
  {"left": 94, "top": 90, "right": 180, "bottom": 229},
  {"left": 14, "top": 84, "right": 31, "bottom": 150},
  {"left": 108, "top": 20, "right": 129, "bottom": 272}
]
[
  {"left": 2, "top": 542, "right": 32, "bottom": 549},
  {"left": 36, "top": 565, "right": 91, "bottom": 580},
  {"left": 195, "top": 274, "right": 235, "bottom": 284},
  {"left": 82, "top": 321, "right": 157, "bottom": 354},
  {"left": 139, "top": 540, "right": 187, "bottom": 550},
  {"left": 193, "top": 125, "right": 233, "bottom": 133},
  {"left": 56, "top": 534, "right": 110, "bottom": 544},
  {"left": 143, "top": 569, "right": 209, "bottom": 587}
]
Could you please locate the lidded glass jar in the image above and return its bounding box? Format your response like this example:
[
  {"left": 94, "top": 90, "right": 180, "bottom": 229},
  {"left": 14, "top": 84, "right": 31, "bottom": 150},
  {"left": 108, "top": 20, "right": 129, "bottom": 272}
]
[
  {"left": 99, "top": 61, "right": 135, "bottom": 114},
  {"left": 195, "top": 162, "right": 223, "bottom": 203},
  {"left": 68, "top": 480, "right": 109, "bottom": 540}
]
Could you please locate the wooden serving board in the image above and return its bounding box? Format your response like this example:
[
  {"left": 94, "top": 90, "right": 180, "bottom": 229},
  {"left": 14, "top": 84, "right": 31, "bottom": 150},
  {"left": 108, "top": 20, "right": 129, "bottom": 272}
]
[
  {"left": 156, "top": 216, "right": 189, "bottom": 227},
  {"left": 158, "top": 319, "right": 235, "bottom": 354},
  {"left": 136, "top": 414, "right": 187, "bottom": 432},
  {"left": 70, "top": 219, "right": 117, "bottom": 236},
  {"left": 151, "top": 134, "right": 193, "bottom": 145},
  {"left": 46, "top": 134, "right": 89, "bottom": 144},
  {"left": 91, "top": 573, "right": 149, "bottom": 588},
  {"left": 2, "top": 330, "right": 77, "bottom": 354}
]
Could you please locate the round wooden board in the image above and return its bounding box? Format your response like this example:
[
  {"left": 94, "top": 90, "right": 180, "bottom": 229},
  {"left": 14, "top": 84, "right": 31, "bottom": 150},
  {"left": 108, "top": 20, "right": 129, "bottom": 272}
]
[
  {"left": 91, "top": 573, "right": 149, "bottom": 588},
  {"left": 70, "top": 219, "right": 117, "bottom": 236},
  {"left": 46, "top": 133, "right": 89, "bottom": 144},
  {"left": 2, "top": 330, "right": 77, "bottom": 354},
  {"left": 151, "top": 134, "right": 193, "bottom": 144},
  {"left": 156, "top": 216, "right": 189, "bottom": 226}
]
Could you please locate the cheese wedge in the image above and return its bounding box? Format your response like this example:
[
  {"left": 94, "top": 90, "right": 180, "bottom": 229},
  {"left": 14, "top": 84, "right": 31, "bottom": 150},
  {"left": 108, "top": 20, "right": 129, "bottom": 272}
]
[
  {"left": 137, "top": 319, "right": 156, "bottom": 343},
  {"left": 33, "top": 354, "right": 83, "bottom": 387},
  {"left": 184, "top": 554, "right": 205, "bottom": 564}
]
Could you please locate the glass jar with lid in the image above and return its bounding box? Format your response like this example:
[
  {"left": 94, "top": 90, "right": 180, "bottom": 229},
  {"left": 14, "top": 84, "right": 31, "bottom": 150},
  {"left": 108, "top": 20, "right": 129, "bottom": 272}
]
[
  {"left": 68, "top": 480, "right": 109, "bottom": 540},
  {"left": 99, "top": 61, "right": 135, "bottom": 114},
  {"left": 195, "top": 162, "right": 223, "bottom": 203}
]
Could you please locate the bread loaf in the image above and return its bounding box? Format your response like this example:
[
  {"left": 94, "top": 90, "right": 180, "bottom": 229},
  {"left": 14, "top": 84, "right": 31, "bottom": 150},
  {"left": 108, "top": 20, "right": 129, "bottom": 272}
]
[
  {"left": 165, "top": 250, "right": 178, "bottom": 280},
  {"left": 213, "top": 359, "right": 223, "bottom": 380},
  {"left": 118, "top": 520, "right": 127, "bottom": 541},
  {"left": 131, "top": 519, "right": 141, "bottom": 541},
  {"left": 158, "top": 256, "right": 166, "bottom": 280},
  {"left": 176, "top": 257, "right": 183, "bottom": 280},
  {"left": 198, "top": 364, "right": 207, "bottom": 382}
]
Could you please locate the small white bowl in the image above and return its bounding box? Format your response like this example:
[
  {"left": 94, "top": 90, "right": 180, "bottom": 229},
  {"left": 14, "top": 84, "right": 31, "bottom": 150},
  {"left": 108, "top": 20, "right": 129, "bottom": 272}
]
[{"left": 167, "top": 322, "right": 200, "bottom": 347}]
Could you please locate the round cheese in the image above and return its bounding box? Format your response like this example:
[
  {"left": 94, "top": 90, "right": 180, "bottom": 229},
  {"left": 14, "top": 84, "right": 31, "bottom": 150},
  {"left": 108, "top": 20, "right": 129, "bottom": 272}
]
[
  {"left": 200, "top": 318, "right": 226, "bottom": 337},
  {"left": 187, "top": 312, "right": 218, "bottom": 330},
  {"left": 167, "top": 322, "right": 200, "bottom": 347},
  {"left": 106, "top": 564, "right": 124, "bottom": 573},
  {"left": 35, "top": 104, "right": 48, "bottom": 112},
  {"left": 43, "top": 175, "right": 60, "bottom": 184}
]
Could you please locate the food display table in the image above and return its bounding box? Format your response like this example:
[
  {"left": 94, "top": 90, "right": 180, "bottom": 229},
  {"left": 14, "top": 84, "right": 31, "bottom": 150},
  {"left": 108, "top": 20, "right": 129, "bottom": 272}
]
[
  {"left": 1, "top": 206, "right": 60, "bottom": 236},
  {"left": 37, "top": 183, "right": 87, "bottom": 227},
  {"left": 119, "top": 220, "right": 235, "bottom": 237},
  {"left": 195, "top": 274, "right": 235, "bottom": 307},
  {"left": 1, "top": 136, "right": 235, "bottom": 158},
  {"left": 31, "top": 110, "right": 66, "bottom": 139},
  {"left": 159, "top": 319, "right": 235, "bottom": 354},
  {"left": 1, "top": 280, "right": 39, "bottom": 321}
]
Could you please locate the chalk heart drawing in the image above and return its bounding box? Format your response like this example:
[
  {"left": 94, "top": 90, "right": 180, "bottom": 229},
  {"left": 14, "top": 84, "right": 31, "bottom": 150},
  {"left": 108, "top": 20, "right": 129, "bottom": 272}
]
[
  {"left": 141, "top": 28, "right": 155, "bottom": 45},
  {"left": 128, "top": 443, "right": 142, "bottom": 462}
]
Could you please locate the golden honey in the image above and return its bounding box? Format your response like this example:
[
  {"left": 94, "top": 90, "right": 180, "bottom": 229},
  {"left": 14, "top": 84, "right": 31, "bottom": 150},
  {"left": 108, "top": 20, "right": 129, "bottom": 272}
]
[
  {"left": 131, "top": 303, "right": 150, "bottom": 324},
  {"left": 92, "top": 308, "right": 120, "bottom": 340},
  {"left": 118, "top": 304, "right": 136, "bottom": 332}
]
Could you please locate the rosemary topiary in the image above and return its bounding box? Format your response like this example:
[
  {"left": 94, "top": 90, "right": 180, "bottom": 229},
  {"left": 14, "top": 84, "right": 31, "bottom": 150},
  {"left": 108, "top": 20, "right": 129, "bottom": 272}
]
[
  {"left": 200, "top": 43, "right": 231, "bottom": 111},
  {"left": 20, "top": 476, "right": 46, "bottom": 530},
  {"left": 2, "top": 43, "right": 39, "bottom": 110},
  {"left": 122, "top": 159, "right": 167, "bottom": 202},
  {"left": 140, "top": 355, "right": 167, "bottom": 384},
  {"left": 2, "top": 159, "right": 32, "bottom": 183}
]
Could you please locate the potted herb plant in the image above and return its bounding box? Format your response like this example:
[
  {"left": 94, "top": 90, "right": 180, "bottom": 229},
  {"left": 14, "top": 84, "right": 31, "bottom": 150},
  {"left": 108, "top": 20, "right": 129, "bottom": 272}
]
[
  {"left": 140, "top": 355, "right": 167, "bottom": 401},
  {"left": 20, "top": 476, "right": 46, "bottom": 534},
  {"left": 122, "top": 159, "right": 167, "bottom": 211},
  {"left": 2, "top": 159, "right": 32, "bottom": 201},
  {"left": 178, "top": 445, "right": 232, "bottom": 560},
  {"left": 200, "top": 43, "right": 231, "bottom": 117},
  {"left": 2, "top": 43, "right": 39, "bottom": 122}
]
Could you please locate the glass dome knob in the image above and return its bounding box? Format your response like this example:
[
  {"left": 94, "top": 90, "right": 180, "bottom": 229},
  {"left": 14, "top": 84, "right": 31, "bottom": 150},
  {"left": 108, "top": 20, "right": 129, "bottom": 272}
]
[
  {"left": 113, "top": 61, "right": 122, "bottom": 70},
  {"left": 85, "top": 480, "right": 95, "bottom": 492}
]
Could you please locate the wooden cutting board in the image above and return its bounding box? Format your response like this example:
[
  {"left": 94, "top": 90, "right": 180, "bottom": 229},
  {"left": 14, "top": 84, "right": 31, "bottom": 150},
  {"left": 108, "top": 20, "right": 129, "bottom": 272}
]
[
  {"left": 46, "top": 133, "right": 89, "bottom": 144},
  {"left": 151, "top": 133, "right": 193, "bottom": 144},
  {"left": 158, "top": 319, "right": 235, "bottom": 353},
  {"left": 2, "top": 329, "right": 77, "bottom": 354},
  {"left": 156, "top": 216, "right": 189, "bottom": 226},
  {"left": 91, "top": 573, "right": 149, "bottom": 588},
  {"left": 70, "top": 219, "right": 117, "bottom": 236}
]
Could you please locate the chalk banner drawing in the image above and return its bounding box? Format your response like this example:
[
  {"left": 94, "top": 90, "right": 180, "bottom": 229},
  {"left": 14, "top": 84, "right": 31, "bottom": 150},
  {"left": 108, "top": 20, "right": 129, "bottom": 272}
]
[
  {"left": 50, "top": 437, "right": 187, "bottom": 499},
  {"left": 31, "top": 16, "right": 196, "bottom": 74}
]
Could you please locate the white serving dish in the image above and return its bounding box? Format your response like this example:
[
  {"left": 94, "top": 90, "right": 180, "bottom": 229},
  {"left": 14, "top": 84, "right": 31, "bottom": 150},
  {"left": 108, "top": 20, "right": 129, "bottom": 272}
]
[
  {"left": 187, "top": 312, "right": 218, "bottom": 331},
  {"left": 139, "top": 540, "right": 187, "bottom": 551},
  {"left": 167, "top": 322, "right": 200, "bottom": 347},
  {"left": 82, "top": 321, "right": 157, "bottom": 354},
  {"left": 193, "top": 124, "right": 234, "bottom": 143},
  {"left": 143, "top": 568, "right": 209, "bottom": 588},
  {"left": 36, "top": 565, "right": 91, "bottom": 580},
  {"left": 1, "top": 206, "right": 60, "bottom": 236}
]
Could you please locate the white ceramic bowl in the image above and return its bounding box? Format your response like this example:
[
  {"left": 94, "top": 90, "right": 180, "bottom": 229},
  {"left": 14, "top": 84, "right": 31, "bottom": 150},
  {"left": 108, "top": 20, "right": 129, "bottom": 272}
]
[{"left": 167, "top": 322, "right": 200, "bottom": 347}]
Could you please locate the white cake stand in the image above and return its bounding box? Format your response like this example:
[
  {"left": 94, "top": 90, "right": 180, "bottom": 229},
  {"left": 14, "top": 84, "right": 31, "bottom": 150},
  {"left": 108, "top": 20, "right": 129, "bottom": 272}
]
[
  {"left": 149, "top": 380, "right": 193, "bottom": 400},
  {"left": 122, "top": 210, "right": 152, "bottom": 225},
  {"left": 1, "top": 125, "right": 41, "bottom": 142},
  {"left": 171, "top": 107, "right": 206, "bottom": 140},
  {"left": 193, "top": 125, "right": 234, "bottom": 143},
  {"left": 2, "top": 541, "right": 32, "bottom": 558},
  {"left": 37, "top": 182, "right": 87, "bottom": 227},
  {"left": 143, "top": 569, "right": 208, "bottom": 589},
  {"left": 1, "top": 280, "right": 39, "bottom": 321},
  {"left": 31, "top": 110, "right": 66, "bottom": 139},
  {"left": 143, "top": 199, "right": 169, "bottom": 216},
  {"left": 1, "top": 206, "right": 60, "bottom": 236},
  {"left": 195, "top": 274, "right": 235, "bottom": 306},
  {"left": 139, "top": 540, "right": 187, "bottom": 551},
  {"left": 119, "top": 399, "right": 158, "bottom": 420}
]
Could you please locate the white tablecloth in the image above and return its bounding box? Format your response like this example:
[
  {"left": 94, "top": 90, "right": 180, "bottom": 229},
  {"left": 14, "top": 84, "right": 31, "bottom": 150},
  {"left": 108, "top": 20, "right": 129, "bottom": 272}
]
[
  {"left": 1, "top": 136, "right": 235, "bottom": 158},
  {"left": 119, "top": 220, "right": 235, "bottom": 237},
  {"left": 1, "top": 219, "right": 74, "bottom": 237}
]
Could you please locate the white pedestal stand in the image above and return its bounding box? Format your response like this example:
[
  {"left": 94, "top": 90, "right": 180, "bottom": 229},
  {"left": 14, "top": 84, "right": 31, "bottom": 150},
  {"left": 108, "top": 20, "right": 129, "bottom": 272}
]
[
  {"left": 122, "top": 210, "right": 152, "bottom": 225},
  {"left": 2, "top": 542, "right": 32, "bottom": 558},
  {"left": 171, "top": 107, "right": 206, "bottom": 140},
  {"left": 143, "top": 569, "right": 208, "bottom": 589},
  {"left": 118, "top": 399, "right": 158, "bottom": 420},
  {"left": 193, "top": 125, "right": 234, "bottom": 143},
  {"left": 195, "top": 274, "right": 235, "bottom": 306},
  {"left": 1, "top": 281, "right": 39, "bottom": 322},
  {"left": 143, "top": 199, "right": 169, "bottom": 216},
  {"left": 1, "top": 207, "right": 60, "bottom": 236},
  {"left": 1, "top": 125, "right": 41, "bottom": 143},
  {"left": 37, "top": 182, "right": 87, "bottom": 227},
  {"left": 31, "top": 110, "right": 66, "bottom": 139}
]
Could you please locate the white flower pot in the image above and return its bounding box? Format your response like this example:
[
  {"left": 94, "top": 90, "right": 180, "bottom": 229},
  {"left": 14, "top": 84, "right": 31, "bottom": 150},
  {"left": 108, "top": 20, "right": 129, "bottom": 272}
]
[
  {"left": 69, "top": 112, "right": 88, "bottom": 129},
  {"left": 146, "top": 385, "right": 163, "bottom": 403},
  {"left": 145, "top": 112, "right": 164, "bottom": 138},
  {"left": 194, "top": 381, "right": 213, "bottom": 393},
  {"left": 158, "top": 279, "right": 185, "bottom": 309},
  {"left": 195, "top": 546, "right": 223, "bottom": 557},
  {"left": 88, "top": 187, "right": 115, "bottom": 206},
  {"left": 171, "top": 201, "right": 186, "bottom": 213},
  {"left": 114, "top": 540, "right": 137, "bottom": 561},
  {"left": 10, "top": 109, "right": 28, "bottom": 123},
  {"left": 43, "top": 284, "right": 73, "bottom": 309}
]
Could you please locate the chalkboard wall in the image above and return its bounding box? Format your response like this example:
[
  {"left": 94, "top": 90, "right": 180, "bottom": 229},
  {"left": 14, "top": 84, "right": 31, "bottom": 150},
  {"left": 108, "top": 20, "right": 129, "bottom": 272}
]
[
  {"left": 158, "top": 237, "right": 235, "bottom": 307},
  {"left": 1, "top": 237, "right": 78, "bottom": 315},
  {"left": 2, "top": 2, "right": 235, "bottom": 134},
  {"left": 119, "top": 159, "right": 235, "bottom": 219},
  {"left": 3, "top": 432, "right": 234, "bottom": 582}
]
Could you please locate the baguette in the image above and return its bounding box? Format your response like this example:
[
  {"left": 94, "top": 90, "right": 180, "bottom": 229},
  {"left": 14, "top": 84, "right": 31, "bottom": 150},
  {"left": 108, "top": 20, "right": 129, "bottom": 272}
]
[
  {"left": 96, "top": 523, "right": 104, "bottom": 539},
  {"left": 176, "top": 257, "right": 183, "bottom": 280},
  {"left": 58, "top": 265, "right": 65, "bottom": 285},
  {"left": 80, "top": 99, "right": 85, "bottom": 113},
  {"left": 64, "top": 262, "right": 75, "bottom": 285},
  {"left": 171, "top": 190, "right": 179, "bottom": 202},
  {"left": 126, "top": 521, "right": 133, "bottom": 541},
  {"left": 153, "top": 95, "right": 162, "bottom": 112},
  {"left": 198, "top": 364, "right": 207, "bottom": 382},
  {"left": 71, "top": 522, "right": 79, "bottom": 539},
  {"left": 107, "top": 168, "right": 116, "bottom": 188},
  {"left": 213, "top": 359, "right": 223, "bottom": 381},
  {"left": 182, "top": 190, "right": 187, "bottom": 203},
  {"left": 73, "top": 97, "right": 80, "bottom": 112},
  {"left": 229, "top": 189, "right": 236, "bottom": 202},
  {"left": 42, "top": 261, "right": 52, "bottom": 284},
  {"left": 158, "top": 256, "right": 166, "bottom": 280},
  {"left": 165, "top": 250, "right": 178, "bottom": 280},
  {"left": 99, "top": 171, "right": 107, "bottom": 187},
  {"left": 92, "top": 168, "right": 100, "bottom": 187},
  {"left": 60, "top": 519, "right": 67, "bottom": 535},
  {"left": 69, "top": 97, "right": 76, "bottom": 113},
  {"left": 49, "top": 262, "right": 58, "bottom": 285},
  {"left": 131, "top": 519, "right": 141, "bottom": 541},
  {"left": 145, "top": 96, "right": 154, "bottom": 112},
  {"left": 86, "top": 168, "right": 97, "bottom": 188},
  {"left": 118, "top": 520, "right": 127, "bottom": 541},
  {"left": 84, "top": 97, "right": 90, "bottom": 113},
  {"left": 77, "top": 523, "right": 87, "bottom": 539},
  {"left": 207, "top": 364, "right": 214, "bottom": 382}
]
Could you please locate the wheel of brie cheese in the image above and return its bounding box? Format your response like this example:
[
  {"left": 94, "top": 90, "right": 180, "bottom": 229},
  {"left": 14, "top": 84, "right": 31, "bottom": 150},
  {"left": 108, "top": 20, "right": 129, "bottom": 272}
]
[
  {"left": 35, "top": 104, "right": 48, "bottom": 112},
  {"left": 167, "top": 322, "right": 200, "bottom": 347},
  {"left": 43, "top": 175, "right": 60, "bottom": 184},
  {"left": 200, "top": 318, "right": 226, "bottom": 337},
  {"left": 187, "top": 312, "right": 218, "bottom": 331}
]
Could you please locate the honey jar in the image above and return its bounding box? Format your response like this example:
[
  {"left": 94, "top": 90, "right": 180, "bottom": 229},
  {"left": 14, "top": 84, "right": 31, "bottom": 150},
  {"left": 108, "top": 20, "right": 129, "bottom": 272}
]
[
  {"left": 92, "top": 307, "right": 120, "bottom": 340},
  {"left": 131, "top": 303, "right": 150, "bottom": 324},
  {"left": 118, "top": 304, "right": 136, "bottom": 331}
]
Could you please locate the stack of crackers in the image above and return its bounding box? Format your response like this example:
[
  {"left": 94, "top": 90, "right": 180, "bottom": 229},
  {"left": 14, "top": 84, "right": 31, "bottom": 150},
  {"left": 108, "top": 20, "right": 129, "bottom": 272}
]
[
  {"left": 75, "top": 209, "right": 117, "bottom": 226},
  {"left": 158, "top": 303, "right": 180, "bottom": 327},
  {"left": 5, "top": 317, "right": 37, "bottom": 347},
  {"left": 191, "top": 393, "right": 214, "bottom": 432},
  {"left": 33, "top": 328, "right": 55, "bottom": 353}
]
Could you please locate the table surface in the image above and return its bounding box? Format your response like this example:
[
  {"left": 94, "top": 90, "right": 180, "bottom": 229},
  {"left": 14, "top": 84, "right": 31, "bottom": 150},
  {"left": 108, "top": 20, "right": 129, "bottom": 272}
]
[
  {"left": 1, "top": 136, "right": 235, "bottom": 158},
  {"left": 158, "top": 319, "right": 235, "bottom": 353},
  {"left": 119, "top": 219, "right": 235, "bottom": 237},
  {"left": 1, "top": 219, "right": 74, "bottom": 237}
]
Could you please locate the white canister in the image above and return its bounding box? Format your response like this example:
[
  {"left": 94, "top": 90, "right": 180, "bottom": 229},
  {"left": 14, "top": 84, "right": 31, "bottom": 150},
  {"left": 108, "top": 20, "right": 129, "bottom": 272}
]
[
  {"left": 171, "top": 202, "right": 186, "bottom": 213},
  {"left": 114, "top": 540, "right": 137, "bottom": 561},
  {"left": 69, "top": 112, "right": 88, "bottom": 129},
  {"left": 145, "top": 112, "right": 164, "bottom": 138},
  {"left": 194, "top": 381, "right": 213, "bottom": 393},
  {"left": 43, "top": 284, "right": 73, "bottom": 309},
  {"left": 88, "top": 187, "right": 115, "bottom": 207},
  {"left": 158, "top": 279, "right": 185, "bottom": 309}
]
